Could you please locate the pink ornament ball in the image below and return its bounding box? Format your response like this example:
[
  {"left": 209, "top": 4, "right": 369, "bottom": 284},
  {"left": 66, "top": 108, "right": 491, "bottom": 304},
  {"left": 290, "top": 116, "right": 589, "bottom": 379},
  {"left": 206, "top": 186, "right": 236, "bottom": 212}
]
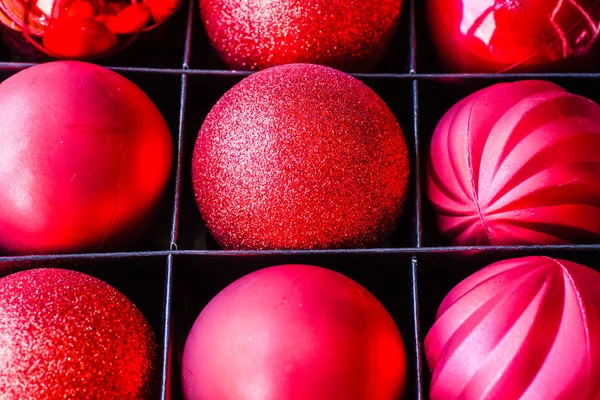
[
  {"left": 182, "top": 264, "right": 406, "bottom": 400},
  {"left": 425, "top": 256, "right": 600, "bottom": 400},
  {"left": 427, "top": 80, "right": 600, "bottom": 245}
]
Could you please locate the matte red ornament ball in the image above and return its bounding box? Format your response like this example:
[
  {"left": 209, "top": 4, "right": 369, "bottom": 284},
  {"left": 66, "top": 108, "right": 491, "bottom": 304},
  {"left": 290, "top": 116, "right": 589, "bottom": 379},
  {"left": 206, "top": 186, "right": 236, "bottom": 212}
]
[
  {"left": 425, "top": 256, "right": 600, "bottom": 400},
  {"left": 0, "top": 268, "right": 157, "bottom": 399},
  {"left": 0, "top": 61, "right": 172, "bottom": 254},
  {"left": 427, "top": 80, "right": 600, "bottom": 246},
  {"left": 182, "top": 264, "right": 406, "bottom": 400},
  {"left": 192, "top": 63, "right": 409, "bottom": 250},
  {"left": 427, "top": 0, "right": 600, "bottom": 72},
  {"left": 199, "top": 0, "right": 403, "bottom": 71}
]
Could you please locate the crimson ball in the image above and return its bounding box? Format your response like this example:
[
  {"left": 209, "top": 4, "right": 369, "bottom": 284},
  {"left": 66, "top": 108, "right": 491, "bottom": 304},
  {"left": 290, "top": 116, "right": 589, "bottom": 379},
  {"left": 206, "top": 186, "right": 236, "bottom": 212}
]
[
  {"left": 181, "top": 264, "right": 406, "bottom": 400},
  {"left": 427, "top": 0, "right": 600, "bottom": 72},
  {"left": 199, "top": 0, "right": 403, "bottom": 72},
  {"left": 0, "top": 268, "right": 157, "bottom": 398},
  {"left": 0, "top": 61, "right": 172, "bottom": 254},
  {"left": 192, "top": 63, "right": 409, "bottom": 250}
]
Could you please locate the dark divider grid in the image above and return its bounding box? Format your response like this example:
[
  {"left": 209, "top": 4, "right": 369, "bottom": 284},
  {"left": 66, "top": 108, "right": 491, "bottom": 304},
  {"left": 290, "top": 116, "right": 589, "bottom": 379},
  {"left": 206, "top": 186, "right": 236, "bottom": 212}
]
[{"left": 2, "top": 0, "right": 600, "bottom": 399}]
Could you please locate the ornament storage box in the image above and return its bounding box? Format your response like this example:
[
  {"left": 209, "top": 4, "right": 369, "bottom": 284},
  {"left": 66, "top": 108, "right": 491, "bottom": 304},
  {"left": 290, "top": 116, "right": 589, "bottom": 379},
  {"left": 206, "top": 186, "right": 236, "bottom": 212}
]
[{"left": 1, "top": 0, "right": 599, "bottom": 399}]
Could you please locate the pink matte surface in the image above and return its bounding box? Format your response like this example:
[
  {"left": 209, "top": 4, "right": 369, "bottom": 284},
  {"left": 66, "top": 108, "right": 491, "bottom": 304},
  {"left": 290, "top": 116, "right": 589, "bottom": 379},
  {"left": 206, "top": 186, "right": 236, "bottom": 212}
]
[
  {"left": 0, "top": 61, "right": 172, "bottom": 254},
  {"left": 427, "top": 0, "right": 600, "bottom": 72},
  {"left": 181, "top": 264, "right": 406, "bottom": 400},
  {"left": 425, "top": 256, "right": 600, "bottom": 400},
  {"left": 427, "top": 80, "right": 600, "bottom": 245}
]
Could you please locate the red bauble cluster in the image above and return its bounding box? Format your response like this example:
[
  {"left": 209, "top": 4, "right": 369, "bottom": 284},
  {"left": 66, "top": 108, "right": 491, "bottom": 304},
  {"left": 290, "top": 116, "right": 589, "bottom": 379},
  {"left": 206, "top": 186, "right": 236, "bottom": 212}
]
[
  {"left": 199, "top": 0, "right": 403, "bottom": 71},
  {"left": 0, "top": 268, "right": 157, "bottom": 398},
  {"left": 0, "top": 0, "right": 182, "bottom": 59},
  {"left": 427, "top": 80, "right": 600, "bottom": 246},
  {"left": 0, "top": 61, "right": 172, "bottom": 254},
  {"left": 192, "top": 63, "right": 409, "bottom": 250},
  {"left": 427, "top": 0, "right": 600, "bottom": 72},
  {"left": 425, "top": 256, "right": 600, "bottom": 400},
  {"left": 182, "top": 264, "right": 406, "bottom": 400}
]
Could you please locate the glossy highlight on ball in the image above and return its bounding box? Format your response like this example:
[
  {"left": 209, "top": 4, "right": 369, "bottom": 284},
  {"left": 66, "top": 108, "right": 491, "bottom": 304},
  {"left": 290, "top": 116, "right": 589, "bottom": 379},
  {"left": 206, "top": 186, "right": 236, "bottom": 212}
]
[
  {"left": 0, "top": 0, "right": 183, "bottom": 59},
  {"left": 427, "top": 0, "right": 600, "bottom": 72}
]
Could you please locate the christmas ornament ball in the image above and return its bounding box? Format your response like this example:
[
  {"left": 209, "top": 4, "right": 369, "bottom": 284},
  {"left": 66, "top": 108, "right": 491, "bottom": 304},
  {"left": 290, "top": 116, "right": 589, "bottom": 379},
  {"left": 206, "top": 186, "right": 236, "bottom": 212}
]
[
  {"left": 0, "top": 268, "right": 157, "bottom": 399},
  {"left": 427, "top": 0, "right": 600, "bottom": 72},
  {"left": 0, "top": 0, "right": 183, "bottom": 60},
  {"left": 425, "top": 256, "right": 600, "bottom": 400},
  {"left": 427, "top": 80, "right": 600, "bottom": 246},
  {"left": 182, "top": 264, "right": 406, "bottom": 400},
  {"left": 0, "top": 61, "right": 172, "bottom": 254},
  {"left": 199, "top": 0, "right": 403, "bottom": 71},
  {"left": 192, "top": 63, "right": 409, "bottom": 250}
]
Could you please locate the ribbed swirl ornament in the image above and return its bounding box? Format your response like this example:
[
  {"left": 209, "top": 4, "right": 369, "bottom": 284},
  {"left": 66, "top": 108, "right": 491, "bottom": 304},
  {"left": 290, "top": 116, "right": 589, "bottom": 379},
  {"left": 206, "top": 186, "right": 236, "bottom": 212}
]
[
  {"left": 427, "top": 80, "right": 600, "bottom": 245},
  {"left": 425, "top": 256, "right": 600, "bottom": 400}
]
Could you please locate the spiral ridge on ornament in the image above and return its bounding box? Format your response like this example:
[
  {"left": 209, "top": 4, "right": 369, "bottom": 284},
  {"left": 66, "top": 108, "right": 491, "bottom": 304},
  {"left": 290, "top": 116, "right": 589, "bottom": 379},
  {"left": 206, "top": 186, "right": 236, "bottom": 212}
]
[
  {"left": 427, "top": 80, "right": 600, "bottom": 245},
  {"left": 424, "top": 256, "right": 600, "bottom": 400}
]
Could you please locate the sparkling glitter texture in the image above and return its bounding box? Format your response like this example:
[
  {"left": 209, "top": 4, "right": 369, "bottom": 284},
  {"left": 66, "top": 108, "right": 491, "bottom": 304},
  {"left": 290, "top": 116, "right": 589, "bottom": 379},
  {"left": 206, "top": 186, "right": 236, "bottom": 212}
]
[
  {"left": 0, "top": 268, "right": 157, "bottom": 399},
  {"left": 428, "top": 0, "right": 600, "bottom": 72},
  {"left": 199, "top": 0, "right": 403, "bottom": 72},
  {"left": 192, "top": 63, "right": 410, "bottom": 250}
]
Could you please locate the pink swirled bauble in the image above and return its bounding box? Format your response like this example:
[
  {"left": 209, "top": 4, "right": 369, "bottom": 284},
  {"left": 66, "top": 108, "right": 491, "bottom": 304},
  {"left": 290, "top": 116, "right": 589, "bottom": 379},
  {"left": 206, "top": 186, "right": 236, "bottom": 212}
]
[
  {"left": 424, "top": 256, "right": 600, "bottom": 400},
  {"left": 427, "top": 80, "right": 600, "bottom": 245}
]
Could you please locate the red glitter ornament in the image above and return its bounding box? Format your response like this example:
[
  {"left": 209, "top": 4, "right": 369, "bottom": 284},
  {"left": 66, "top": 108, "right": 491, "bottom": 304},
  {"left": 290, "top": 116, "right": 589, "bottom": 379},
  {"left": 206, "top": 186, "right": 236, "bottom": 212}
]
[
  {"left": 425, "top": 256, "right": 600, "bottom": 400},
  {"left": 427, "top": 80, "right": 600, "bottom": 245},
  {"left": 0, "top": 268, "right": 157, "bottom": 398},
  {"left": 199, "top": 0, "right": 403, "bottom": 72},
  {"left": 427, "top": 0, "right": 600, "bottom": 72},
  {"left": 0, "top": 0, "right": 182, "bottom": 59},
  {"left": 192, "top": 63, "right": 409, "bottom": 250},
  {"left": 0, "top": 61, "right": 172, "bottom": 254},
  {"left": 182, "top": 264, "right": 406, "bottom": 400}
]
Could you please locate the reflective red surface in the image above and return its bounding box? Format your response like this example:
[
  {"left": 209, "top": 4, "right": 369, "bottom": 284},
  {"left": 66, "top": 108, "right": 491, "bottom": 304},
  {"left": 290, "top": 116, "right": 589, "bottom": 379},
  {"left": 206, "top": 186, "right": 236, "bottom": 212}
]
[
  {"left": 182, "top": 265, "right": 406, "bottom": 400},
  {"left": 0, "top": 0, "right": 181, "bottom": 59},
  {"left": 427, "top": 0, "right": 600, "bottom": 72},
  {"left": 0, "top": 62, "right": 172, "bottom": 254}
]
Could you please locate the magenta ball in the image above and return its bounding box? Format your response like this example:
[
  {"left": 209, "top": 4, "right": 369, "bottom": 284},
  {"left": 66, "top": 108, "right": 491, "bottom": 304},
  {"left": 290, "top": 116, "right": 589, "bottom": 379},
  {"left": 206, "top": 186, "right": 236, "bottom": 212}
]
[{"left": 181, "top": 264, "right": 406, "bottom": 400}]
